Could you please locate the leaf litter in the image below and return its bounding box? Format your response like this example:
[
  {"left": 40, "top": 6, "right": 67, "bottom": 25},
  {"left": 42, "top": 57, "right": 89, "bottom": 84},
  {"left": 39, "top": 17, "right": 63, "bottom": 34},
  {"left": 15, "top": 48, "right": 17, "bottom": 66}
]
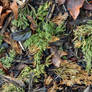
[{"left": 0, "top": 0, "right": 92, "bottom": 92}]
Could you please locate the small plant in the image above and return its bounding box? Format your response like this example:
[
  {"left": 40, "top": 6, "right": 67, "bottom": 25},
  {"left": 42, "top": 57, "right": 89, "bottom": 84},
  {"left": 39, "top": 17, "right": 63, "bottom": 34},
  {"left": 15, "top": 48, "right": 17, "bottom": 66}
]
[
  {"left": 11, "top": 1, "right": 65, "bottom": 77},
  {"left": 74, "top": 21, "right": 92, "bottom": 72},
  {"left": 23, "top": 1, "right": 65, "bottom": 77}
]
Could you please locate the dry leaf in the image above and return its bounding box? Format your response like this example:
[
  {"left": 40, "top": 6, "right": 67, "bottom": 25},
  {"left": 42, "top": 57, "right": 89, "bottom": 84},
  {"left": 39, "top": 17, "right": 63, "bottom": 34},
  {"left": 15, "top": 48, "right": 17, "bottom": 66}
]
[
  {"left": 52, "top": 13, "right": 68, "bottom": 25},
  {"left": 50, "top": 36, "right": 60, "bottom": 42},
  {"left": 0, "top": 0, "right": 10, "bottom": 9},
  {"left": 4, "top": 32, "right": 22, "bottom": 54},
  {"left": 10, "top": 0, "right": 18, "bottom": 19},
  {"left": 67, "top": 0, "right": 84, "bottom": 20},
  {"left": 45, "top": 76, "right": 53, "bottom": 85},
  {"left": 55, "top": 0, "right": 65, "bottom": 5},
  {"left": 48, "top": 82, "right": 57, "bottom": 92},
  {"left": 0, "top": 62, "right": 8, "bottom": 74},
  {"left": 0, "top": 10, "right": 11, "bottom": 28},
  {"left": 74, "top": 41, "right": 81, "bottom": 48},
  {"left": 29, "top": 45, "right": 40, "bottom": 55},
  {"left": 50, "top": 46, "right": 62, "bottom": 67},
  {"left": 58, "top": 50, "right": 68, "bottom": 57},
  {"left": 27, "top": 15, "right": 37, "bottom": 32}
]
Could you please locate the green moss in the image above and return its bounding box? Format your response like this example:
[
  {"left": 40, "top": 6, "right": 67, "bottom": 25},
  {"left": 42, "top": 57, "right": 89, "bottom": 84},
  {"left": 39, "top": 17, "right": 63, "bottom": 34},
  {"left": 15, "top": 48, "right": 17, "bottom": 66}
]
[
  {"left": 18, "top": 66, "right": 31, "bottom": 83},
  {"left": 12, "top": 1, "right": 65, "bottom": 78},
  {"left": 0, "top": 49, "right": 15, "bottom": 68},
  {"left": 2, "top": 84, "right": 24, "bottom": 92},
  {"left": 74, "top": 21, "right": 92, "bottom": 72},
  {"left": 12, "top": 5, "right": 30, "bottom": 29}
]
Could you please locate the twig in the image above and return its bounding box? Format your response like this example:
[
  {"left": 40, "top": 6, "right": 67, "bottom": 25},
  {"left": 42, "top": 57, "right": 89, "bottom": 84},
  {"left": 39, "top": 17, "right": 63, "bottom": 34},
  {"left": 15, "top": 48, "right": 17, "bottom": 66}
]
[
  {"left": 0, "top": 74, "right": 26, "bottom": 88},
  {"left": 18, "top": 41, "right": 25, "bottom": 51},
  {"left": 28, "top": 72, "right": 34, "bottom": 92},
  {"left": 46, "top": 3, "right": 55, "bottom": 22}
]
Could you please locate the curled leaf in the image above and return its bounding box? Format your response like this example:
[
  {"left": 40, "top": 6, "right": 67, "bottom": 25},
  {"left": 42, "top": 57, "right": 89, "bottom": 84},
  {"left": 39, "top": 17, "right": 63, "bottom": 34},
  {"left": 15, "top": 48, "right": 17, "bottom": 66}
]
[
  {"left": 11, "top": 29, "right": 31, "bottom": 41},
  {"left": 27, "top": 15, "right": 37, "bottom": 31},
  {"left": 67, "top": 0, "right": 84, "bottom": 20},
  {"left": 50, "top": 46, "right": 62, "bottom": 67}
]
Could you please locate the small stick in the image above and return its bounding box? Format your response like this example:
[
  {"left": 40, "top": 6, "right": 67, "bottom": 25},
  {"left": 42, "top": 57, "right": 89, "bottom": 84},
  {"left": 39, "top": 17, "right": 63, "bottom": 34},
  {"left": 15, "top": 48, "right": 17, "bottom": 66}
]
[
  {"left": 28, "top": 73, "right": 34, "bottom": 92},
  {"left": 18, "top": 41, "right": 25, "bottom": 51},
  {"left": 0, "top": 74, "right": 25, "bottom": 88},
  {"left": 46, "top": 3, "right": 55, "bottom": 22}
]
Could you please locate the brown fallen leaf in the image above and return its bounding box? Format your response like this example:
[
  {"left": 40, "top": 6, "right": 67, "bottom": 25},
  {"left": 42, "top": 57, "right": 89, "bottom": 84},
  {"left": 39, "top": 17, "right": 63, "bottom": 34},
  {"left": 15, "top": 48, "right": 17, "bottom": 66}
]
[
  {"left": 0, "top": 0, "right": 10, "bottom": 9},
  {"left": 4, "top": 32, "right": 22, "bottom": 54},
  {"left": 27, "top": 15, "right": 37, "bottom": 32},
  {"left": 49, "top": 36, "right": 60, "bottom": 43},
  {"left": 0, "top": 10, "right": 11, "bottom": 28},
  {"left": 29, "top": 45, "right": 40, "bottom": 55},
  {"left": 52, "top": 12, "right": 68, "bottom": 25},
  {"left": 48, "top": 82, "right": 57, "bottom": 92},
  {"left": 58, "top": 50, "right": 68, "bottom": 57},
  {"left": 50, "top": 46, "right": 62, "bottom": 67},
  {"left": 0, "top": 74, "right": 25, "bottom": 88},
  {"left": 45, "top": 76, "right": 53, "bottom": 86},
  {"left": 55, "top": 0, "right": 66, "bottom": 5},
  {"left": 67, "top": 0, "right": 84, "bottom": 20},
  {"left": 10, "top": 0, "right": 18, "bottom": 19},
  {"left": 0, "top": 62, "right": 8, "bottom": 74}
]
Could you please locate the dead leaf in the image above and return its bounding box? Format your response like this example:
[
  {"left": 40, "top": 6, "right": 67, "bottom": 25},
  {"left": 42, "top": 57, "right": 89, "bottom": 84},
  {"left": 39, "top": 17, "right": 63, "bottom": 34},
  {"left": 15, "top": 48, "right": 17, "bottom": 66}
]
[
  {"left": 50, "top": 46, "right": 62, "bottom": 67},
  {"left": 74, "top": 41, "right": 82, "bottom": 48},
  {"left": 84, "top": 3, "right": 92, "bottom": 10},
  {"left": 29, "top": 45, "right": 40, "bottom": 55},
  {"left": 0, "top": 10, "right": 11, "bottom": 28},
  {"left": 58, "top": 50, "right": 68, "bottom": 57},
  {"left": 67, "top": 0, "right": 84, "bottom": 20},
  {"left": 55, "top": 0, "right": 66, "bottom": 5},
  {"left": 50, "top": 36, "right": 60, "bottom": 43},
  {"left": 0, "top": 0, "right": 10, "bottom": 9},
  {"left": 52, "top": 13, "right": 68, "bottom": 25},
  {"left": 4, "top": 32, "right": 22, "bottom": 54},
  {"left": 0, "top": 62, "right": 8, "bottom": 74},
  {"left": 10, "top": 0, "right": 18, "bottom": 19},
  {"left": 45, "top": 76, "right": 53, "bottom": 85},
  {"left": 27, "top": 15, "right": 37, "bottom": 32},
  {"left": 48, "top": 82, "right": 57, "bottom": 92}
]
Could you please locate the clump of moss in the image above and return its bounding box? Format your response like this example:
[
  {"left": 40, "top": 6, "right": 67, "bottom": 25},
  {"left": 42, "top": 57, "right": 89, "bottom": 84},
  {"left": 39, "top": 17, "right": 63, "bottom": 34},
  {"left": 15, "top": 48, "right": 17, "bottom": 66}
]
[
  {"left": 11, "top": 1, "right": 65, "bottom": 78},
  {"left": 74, "top": 21, "right": 92, "bottom": 72},
  {"left": 1, "top": 83, "right": 24, "bottom": 92},
  {"left": 18, "top": 66, "right": 31, "bottom": 83}
]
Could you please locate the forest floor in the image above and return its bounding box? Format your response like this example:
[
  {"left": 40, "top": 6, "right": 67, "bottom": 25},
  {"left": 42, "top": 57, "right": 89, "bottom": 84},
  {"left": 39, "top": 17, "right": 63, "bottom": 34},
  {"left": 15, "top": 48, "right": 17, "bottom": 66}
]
[{"left": 0, "top": 0, "right": 92, "bottom": 92}]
